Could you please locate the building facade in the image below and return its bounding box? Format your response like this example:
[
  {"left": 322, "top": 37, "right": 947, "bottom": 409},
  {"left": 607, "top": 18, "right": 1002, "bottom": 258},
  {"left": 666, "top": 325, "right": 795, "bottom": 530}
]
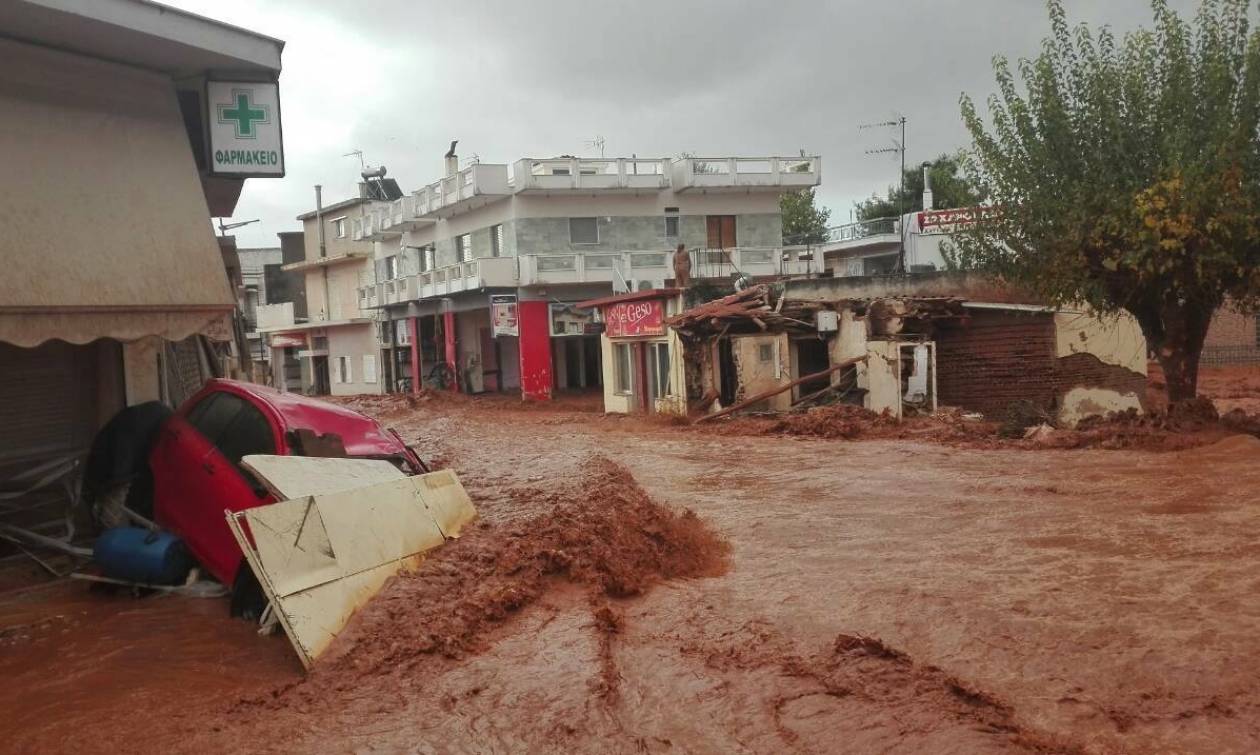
[
  {"left": 260, "top": 193, "right": 386, "bottom": 396},
  {"left": 0, "top": 0, "right": 283, "bottom": 538},
  {"left": 359, "top": 153, "right": 822, "bottom": 400}
]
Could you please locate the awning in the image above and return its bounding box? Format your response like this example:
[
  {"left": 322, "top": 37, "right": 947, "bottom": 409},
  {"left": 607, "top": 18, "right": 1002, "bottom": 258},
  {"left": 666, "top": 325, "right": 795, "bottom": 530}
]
[{"left": 0, "top": 38, "right": 235, "bottom": 348}]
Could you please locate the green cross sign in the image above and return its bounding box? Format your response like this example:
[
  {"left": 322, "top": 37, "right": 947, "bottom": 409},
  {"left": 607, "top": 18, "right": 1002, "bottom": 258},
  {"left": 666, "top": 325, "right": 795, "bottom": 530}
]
[{"left": 217, "top": 89, "right": 270, "bottom": 139}]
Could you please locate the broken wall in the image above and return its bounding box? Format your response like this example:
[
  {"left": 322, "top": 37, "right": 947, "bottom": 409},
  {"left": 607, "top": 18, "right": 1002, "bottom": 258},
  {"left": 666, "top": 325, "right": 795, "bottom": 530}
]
[
  {"left": 732, "top": 333, "right": 792, "bottom": 412},
  {"left": 934, "top": 310, "right": 1147, "bottom": 422}
]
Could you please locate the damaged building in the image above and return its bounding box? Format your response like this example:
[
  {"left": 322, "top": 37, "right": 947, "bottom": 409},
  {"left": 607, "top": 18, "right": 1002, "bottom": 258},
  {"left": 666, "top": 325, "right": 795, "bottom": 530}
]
[{"left": 599, "top": 272, "right": 1147, "bottom": 425}]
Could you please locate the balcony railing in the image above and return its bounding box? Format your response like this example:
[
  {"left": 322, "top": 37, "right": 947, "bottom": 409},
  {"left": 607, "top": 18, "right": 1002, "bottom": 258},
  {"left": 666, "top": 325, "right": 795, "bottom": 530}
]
[
  {"left": 518, "top": 247, "right": 813, "bottom": 287},
  {"left": 823, "top": 217, "right": 901, "bottom": 244},
  {"left": 413, "top": 163, "right": 511, "bottom": 219},
  {"left": 511, "top": 157, "right": 670, "bottom": 193},
  {"left": 361, "top": 256, "right": 519, "bottom": 307},
  {"left": 671, "top": 156, "right": 821, "bottom": 192}
]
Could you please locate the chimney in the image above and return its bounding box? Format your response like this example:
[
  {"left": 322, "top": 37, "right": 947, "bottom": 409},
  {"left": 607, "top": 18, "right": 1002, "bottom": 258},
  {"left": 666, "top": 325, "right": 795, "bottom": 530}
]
[
  {"left": 358, "top": 181, "right": 370, "bottom": 199},
  {"left": 314, "top": 184, "right": 326, "bottom": 258},
  {"left": 921, "top": 163, "right": 933, "bottom": 211},
  {"left": 444, "top": 139, "right": 459, "bottom": 176}
]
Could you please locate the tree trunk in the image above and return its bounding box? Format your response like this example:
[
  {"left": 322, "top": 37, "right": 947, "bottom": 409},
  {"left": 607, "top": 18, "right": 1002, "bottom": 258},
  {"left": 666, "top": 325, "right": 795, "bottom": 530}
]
[{"left": 1147, "top": 301, "right": 1214, "bottom": 403}]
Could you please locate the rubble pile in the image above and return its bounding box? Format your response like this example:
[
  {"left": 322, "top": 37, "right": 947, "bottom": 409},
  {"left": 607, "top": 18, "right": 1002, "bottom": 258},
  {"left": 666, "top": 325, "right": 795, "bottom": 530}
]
[
  {"left": 291, "top": 456, "right": 728, "bottom": 681},
  {"left": 666, "top": 285, "right": 825, "bottom": 337}
]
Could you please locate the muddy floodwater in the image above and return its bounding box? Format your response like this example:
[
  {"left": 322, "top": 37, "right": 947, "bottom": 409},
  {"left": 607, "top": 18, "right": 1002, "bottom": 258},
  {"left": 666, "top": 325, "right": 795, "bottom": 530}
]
[{"left": 3, "top": 386, "right": 1260, "bottom": 754}]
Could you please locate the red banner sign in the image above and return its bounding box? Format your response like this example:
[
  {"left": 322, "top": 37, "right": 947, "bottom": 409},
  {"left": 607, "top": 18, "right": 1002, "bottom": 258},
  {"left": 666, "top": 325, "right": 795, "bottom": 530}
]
[
  {"left": 917, "top": 205, "right": 999, "bottom": 235},
  {"left": 603, "top": 299, "right": 664, "bottom": 338}
]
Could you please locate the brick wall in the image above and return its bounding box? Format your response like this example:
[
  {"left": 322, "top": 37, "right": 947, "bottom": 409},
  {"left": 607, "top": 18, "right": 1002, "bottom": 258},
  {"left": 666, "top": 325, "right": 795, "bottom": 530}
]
[
  {"left": 934, "top": 311, "right": 1147, "bottom": 417},
  {"left": 1203, "top": 306, "right": 1260, "bottom": 365},
  {"left": 935, "top": 312, "right": 1058, "bottom": 416}
]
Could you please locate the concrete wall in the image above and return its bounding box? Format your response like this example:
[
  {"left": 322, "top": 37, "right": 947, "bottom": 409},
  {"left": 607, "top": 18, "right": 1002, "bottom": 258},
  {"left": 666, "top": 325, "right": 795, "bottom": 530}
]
[
  {"left": 304, "top": 262, "right": 369, "bottom": 322},
  {"left": 786, "top": 271, "right": 1036, "bottom": 304},
  {"left": 302, "top": 201, "right": 373, "bottom": 260},
  {"left": 327, "top": 324, "right": 381, "bottom": 396}
]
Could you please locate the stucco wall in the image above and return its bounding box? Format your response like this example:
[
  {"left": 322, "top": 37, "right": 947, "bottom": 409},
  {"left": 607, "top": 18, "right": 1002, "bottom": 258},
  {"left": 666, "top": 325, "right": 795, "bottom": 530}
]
[
  {"left": 327, "top": 324, "right": 381, "bottom": 396},
  {"left": 732, "top": 333, "right": 792, "bottom": 412}
]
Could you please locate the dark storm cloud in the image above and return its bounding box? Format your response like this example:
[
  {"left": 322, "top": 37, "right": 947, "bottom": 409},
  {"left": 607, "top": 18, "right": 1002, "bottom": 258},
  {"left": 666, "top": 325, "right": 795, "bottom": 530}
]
[{"left": 169, "top": 0, "right": 1205, "bottom": 245}]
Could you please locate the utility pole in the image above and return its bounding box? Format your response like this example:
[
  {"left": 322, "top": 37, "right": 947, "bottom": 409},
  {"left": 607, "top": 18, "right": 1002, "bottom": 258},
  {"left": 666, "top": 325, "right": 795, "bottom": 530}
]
[{"left": 860, "top": 115, "right": 908, "bottom": 273}]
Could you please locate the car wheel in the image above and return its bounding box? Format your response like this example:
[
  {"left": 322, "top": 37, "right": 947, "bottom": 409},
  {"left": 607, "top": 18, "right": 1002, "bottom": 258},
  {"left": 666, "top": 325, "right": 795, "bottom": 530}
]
[{"left": 229, "top": 560, "right": 267, "bottom": 621}]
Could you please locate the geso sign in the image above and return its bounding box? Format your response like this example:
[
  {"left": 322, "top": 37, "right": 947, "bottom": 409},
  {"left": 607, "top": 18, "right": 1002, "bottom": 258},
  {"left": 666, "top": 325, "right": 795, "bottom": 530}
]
[
  {"left": 603, "top": 299, "right": 664, "bottom": 338},
  {"left": 206, "top": 81, "right": 284, "bottom": 177}
]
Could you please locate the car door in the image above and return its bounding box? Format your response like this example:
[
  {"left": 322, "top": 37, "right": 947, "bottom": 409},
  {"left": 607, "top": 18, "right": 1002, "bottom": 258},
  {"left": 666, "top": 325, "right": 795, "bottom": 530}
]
[{"left": 151, "top": 391, "right": 277, "bottom": 585}]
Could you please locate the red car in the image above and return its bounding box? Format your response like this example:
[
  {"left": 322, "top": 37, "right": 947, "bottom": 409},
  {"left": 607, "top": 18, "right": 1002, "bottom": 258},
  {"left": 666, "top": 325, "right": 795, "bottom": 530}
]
[{"left": 87, "top": 379, "right": 424, "bottom": 610}]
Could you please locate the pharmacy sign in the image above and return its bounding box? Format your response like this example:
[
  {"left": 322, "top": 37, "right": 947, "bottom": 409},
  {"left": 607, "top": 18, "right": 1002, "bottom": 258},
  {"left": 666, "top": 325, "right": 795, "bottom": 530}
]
[{"left": 207, "top": 81, "right": 284, "bottom": 177}]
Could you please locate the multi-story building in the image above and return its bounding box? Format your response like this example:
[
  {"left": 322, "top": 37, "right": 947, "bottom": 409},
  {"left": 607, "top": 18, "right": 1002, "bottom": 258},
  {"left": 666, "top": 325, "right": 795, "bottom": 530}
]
[
  {"left": 262, "top": 181, "right": 400, "bottom": 396},
  {"left": 359, "top": 151, "right": 822, "bottom": 400}
]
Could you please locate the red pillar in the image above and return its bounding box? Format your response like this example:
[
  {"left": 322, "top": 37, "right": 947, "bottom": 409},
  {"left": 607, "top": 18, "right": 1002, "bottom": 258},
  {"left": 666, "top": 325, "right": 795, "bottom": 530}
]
[
  {"left": 517, "top": 300, "right": 553, "bottom": 401},
  {"left": 407, "top": 317, "right": 421, "bottom": 394},
  {"left": 443, "top": 310, "right": 459, "bottom": 393}
]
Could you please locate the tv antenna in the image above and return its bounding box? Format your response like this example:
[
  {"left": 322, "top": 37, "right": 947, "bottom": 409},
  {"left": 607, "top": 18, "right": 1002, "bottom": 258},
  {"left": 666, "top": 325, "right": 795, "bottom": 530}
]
[
  {"left": 859, "top": 115, "right": 907, "bottom": 272},
  {"left": 585, "top": 135, "right": 606, "bottom": 158},
  {"left": 343, "top": 149, "right": 367, "bottom": 171},
  {"left": 216, "top": 218, "right": 259, "bottom": 237}
]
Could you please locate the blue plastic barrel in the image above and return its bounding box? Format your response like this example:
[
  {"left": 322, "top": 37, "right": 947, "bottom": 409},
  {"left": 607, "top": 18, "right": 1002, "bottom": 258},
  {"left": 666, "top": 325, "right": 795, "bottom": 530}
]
[{"left": 93, "top": 527, "right": 193, "bottom": 585}]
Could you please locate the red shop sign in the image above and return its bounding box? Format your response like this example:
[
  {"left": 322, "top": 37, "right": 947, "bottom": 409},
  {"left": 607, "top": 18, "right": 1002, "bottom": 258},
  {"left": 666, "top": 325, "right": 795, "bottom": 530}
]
[{"left": 604, "top": 299, "right": 664, "bottom": 338}]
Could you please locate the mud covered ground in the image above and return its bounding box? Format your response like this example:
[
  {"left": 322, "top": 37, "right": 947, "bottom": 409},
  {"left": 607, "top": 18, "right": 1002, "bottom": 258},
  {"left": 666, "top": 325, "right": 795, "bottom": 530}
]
[{"left": 3, "top": 368, "right": 1260, "bottom": 753}]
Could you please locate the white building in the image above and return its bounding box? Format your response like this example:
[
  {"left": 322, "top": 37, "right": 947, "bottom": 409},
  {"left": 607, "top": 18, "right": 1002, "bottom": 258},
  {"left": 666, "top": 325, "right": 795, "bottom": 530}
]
[{"left": 358, "top": 151, "right": 823, "bottom": 399}]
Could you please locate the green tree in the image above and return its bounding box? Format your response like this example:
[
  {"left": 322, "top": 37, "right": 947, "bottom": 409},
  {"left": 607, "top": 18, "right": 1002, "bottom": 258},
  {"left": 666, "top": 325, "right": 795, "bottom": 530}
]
[
  {"left": 781, "top": 187, "right": 832, "bottom": 245},
  {"left": 953, "top": 0, "right": 1260, "bottom": 401},
  {"left": 854, "top": 153, "right": 984, "bottom": 221}
]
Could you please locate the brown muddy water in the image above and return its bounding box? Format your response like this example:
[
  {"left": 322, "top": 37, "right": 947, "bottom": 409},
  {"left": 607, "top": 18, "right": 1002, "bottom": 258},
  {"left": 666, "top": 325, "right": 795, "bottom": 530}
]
[{"left": 3, "top": 393, "right": 1260, "bottom": 754}]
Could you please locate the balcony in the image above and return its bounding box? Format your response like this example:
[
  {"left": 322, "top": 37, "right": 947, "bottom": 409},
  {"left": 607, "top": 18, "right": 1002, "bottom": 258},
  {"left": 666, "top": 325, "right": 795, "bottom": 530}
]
[
  {"left": 517, "top": 247, "right": 815, "bottom": 288},
  {"left": 511, "top": 157, "right": 670, "bottom": 193},
  {"left": 361, "top": 256, "right": 519, "bottom": 307},
  {"left": 414, "top": 163, "right": 511, "bottom": 220},
  {"left": 671, "top": 156, "right": 821, "bottom": 192}
]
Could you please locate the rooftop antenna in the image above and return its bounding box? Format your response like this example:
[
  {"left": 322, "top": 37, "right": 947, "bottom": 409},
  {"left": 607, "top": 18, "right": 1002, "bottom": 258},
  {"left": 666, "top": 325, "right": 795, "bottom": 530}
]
[
  {"left": 860, "top": 115, "right": 907, "bottom": 272},
  {"left": 217, "top": 217, "right": 259, "bottom": 237},
  {"left": 343, "top": 149, "right": 366, "bottom": 171},
  {"left": 585, "top": 135, "right": 606, "bottom": 158}
]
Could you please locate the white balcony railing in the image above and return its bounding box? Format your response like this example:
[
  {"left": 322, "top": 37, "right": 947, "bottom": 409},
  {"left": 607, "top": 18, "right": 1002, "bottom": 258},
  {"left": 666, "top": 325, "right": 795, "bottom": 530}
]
[
  {"left": 413, "top": 164, "right": 511, "bottom": 219},
  {"left": 825, "top": 217, "right": 900, "bottom": 243},
  {"left": 512, "top": 157, "right": 670, "bottom": 193},
  {"left": 360, "top": 256, "right": 520, "bottom": 307},
  {"left": 671, "top": 156, "right": 821, "bottom": 192},
  {"left": 517, "top": 247, "right": 814, "bottom": 287}
]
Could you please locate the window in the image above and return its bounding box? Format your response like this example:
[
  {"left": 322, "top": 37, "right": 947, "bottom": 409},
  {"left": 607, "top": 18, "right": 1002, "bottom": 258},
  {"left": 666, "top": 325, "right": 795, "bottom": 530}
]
[
  {"left": 184, "top": 392, "right": 276, "bottom": 470},
  {"left": 457, "top": 234, "right": 473, "bottom": 262},
  {"left": 569, "top": 217, "right": 599, "bottom": 244},
  {"left": 384, "top": 255, "right": 398, "bottom": 280},
  {"left": 664, "top": 215, "right": 679, "bottom": 238},
  {"left": 362, "top": 355, "right": 378, "bottom": 384},
  {"left": 613, "top": 343, "right": 633, "bottom": 394},
  {"left": 417, "top": 244, "right": 435, "bottom": 273},
  {"left": 332, "top": 217, "right": 347, "bottom": 238},
  {"left": 335, "top": 355, "right": 353, "bottom": 384},
  {"left": 759, "top": 343, "right": 774, "bottom": 362},
  {"left": 491, "top": 224, "right": 504, "bottom": 257},
  {"left": 648, "top": 342, "right": 671, "bottom": 399}
]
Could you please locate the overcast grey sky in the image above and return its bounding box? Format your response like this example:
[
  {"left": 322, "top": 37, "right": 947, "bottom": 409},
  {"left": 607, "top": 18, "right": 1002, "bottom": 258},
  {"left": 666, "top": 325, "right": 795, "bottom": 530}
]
[{"left": 167, "top": 0, "right": 1202, "bottom": 247}]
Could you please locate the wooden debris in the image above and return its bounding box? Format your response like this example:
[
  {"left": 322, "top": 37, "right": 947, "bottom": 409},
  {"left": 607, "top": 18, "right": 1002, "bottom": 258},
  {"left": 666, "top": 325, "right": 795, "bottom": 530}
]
[{"left": 695, "top": 355, "right": 867, "bottom": 423}]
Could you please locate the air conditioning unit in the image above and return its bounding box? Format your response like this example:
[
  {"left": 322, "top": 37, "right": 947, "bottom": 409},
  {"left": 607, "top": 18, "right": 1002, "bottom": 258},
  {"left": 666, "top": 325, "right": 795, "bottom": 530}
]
[{"left": 636, "top": 278, "right": 665, "bottom": 291}]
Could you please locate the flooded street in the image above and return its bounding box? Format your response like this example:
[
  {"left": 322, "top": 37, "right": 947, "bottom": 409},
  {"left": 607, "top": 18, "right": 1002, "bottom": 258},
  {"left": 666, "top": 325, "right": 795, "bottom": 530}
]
[{"left": 3, "top": 393, "right": 1260, "bottom": 753}]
